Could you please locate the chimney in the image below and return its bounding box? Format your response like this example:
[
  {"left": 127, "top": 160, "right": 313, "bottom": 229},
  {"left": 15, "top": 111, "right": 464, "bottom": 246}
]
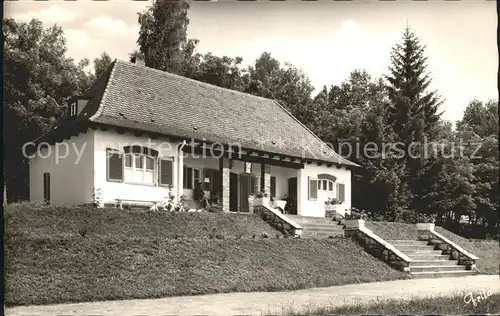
[{"left": 131, "top": 55, "right": 145, "bottom": 66}]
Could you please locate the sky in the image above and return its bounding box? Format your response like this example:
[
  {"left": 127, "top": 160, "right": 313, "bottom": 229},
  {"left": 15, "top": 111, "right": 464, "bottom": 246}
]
[{"left": 4, "top": 0, "right": 498, "bottom": 123}]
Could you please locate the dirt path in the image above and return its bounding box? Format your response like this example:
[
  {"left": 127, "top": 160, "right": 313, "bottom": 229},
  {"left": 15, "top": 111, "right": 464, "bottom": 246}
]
[{"left": 6, "top": 275, "right": 499, "bottom": 316}]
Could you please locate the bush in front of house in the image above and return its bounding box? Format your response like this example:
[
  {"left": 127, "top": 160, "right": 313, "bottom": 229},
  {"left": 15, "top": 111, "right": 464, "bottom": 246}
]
[{"left": 345, "top": 207, "right": 436, "bottom": 224}]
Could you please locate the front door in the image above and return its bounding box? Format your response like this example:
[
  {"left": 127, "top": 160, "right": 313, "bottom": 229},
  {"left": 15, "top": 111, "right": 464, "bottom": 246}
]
[
  {"left": 229, "top": 172, "right": 238, "bottom": 212},
  {"left": 287, "top": 177, "right": 298, "bottom": 215},
  {"left": 239, "top": 174, "right": 252, "bottom": 212}
]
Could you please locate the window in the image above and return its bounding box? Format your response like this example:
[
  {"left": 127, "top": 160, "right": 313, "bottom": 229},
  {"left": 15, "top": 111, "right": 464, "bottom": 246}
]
[
  {"left": 337, "top": 183, "right": 345, "bottom": 202},
  {"left": 70, "top": 103, "right": 77, "bottom": 116},
  {"left": 122, "top": 146, "right": 158, "bottom": 185},
  {"left": 124, "top": 153, "right": 155, "bottom": 184},
  {"left": 106, "top": 148, "right": 123, "bottom": 182},
  {"left": 270, "top": 176, "right": 276, "bottom": 197},
  {"left": 43, "top": 172, "right": 51, "bottom": 203},
  {"left": 318, "top": 174, "right": 335, "bottom": 192},
  {"left": 308, "top": 177, "right": 318, "bottom": 200},
  {"left": 183, "top": 166, "right": 201, "bottom": 189}
]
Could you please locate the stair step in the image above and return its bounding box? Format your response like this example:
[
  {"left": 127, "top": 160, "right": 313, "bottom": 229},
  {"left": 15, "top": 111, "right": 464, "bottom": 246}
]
[
  {"left": 301, "top": 223, "right": 343, "bottom": 227},
  {"left": 302, "top": 232, "right": 344, "bottom": 238},
  {"left": 302, "top": 226, "right": 344, "bottom": 232},
  {"left": 407, "top": 254, "right": 450, "bottom": 260},
  {"left": 410, "top": 265, "right": 465, "bottom": 273},
  {"left": 396, "top": 245, "right": 435, "bottom": 251},
  {"left": 404, "top": 249, "right": 443, "bottom": 254},
  {"left": 388, "top": 240, "right": 429, "bottom": 245},
  {"left": 410, "top": 260, "right": 459, "bottom": 266},
  {"left": 410, "top": 270, "right": 477, "bottom": 278}
]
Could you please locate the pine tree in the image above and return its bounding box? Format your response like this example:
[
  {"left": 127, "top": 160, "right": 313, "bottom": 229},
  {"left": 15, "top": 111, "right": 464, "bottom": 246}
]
[
  {"left": 386, "top": 27, "right": 443, "bottom": 143},
  {"left": 385, "top": 27, "right": 444, "bottom": 212}
]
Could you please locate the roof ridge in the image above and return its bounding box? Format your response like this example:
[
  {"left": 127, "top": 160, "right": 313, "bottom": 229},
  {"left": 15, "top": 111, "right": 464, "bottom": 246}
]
[
  {"left": 89, "top": 59, "right": 118, "bottom": 121},
  {"left": 115, "top": 59, "right": 276, "bottom": 103}
]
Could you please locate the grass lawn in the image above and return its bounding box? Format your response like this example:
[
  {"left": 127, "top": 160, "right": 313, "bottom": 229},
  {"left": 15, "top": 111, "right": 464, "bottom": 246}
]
[
  {"left": 285, "top": 292, "right": 500, "bottom": 315},
  {"left": 5, "top": 203, "right": 281, "bottom": 239},
  {"left": 365, "top": 221, "right": 417, "bottom": 240},
  {"left": 4, "top": 204, "right": 408, "bottom": 306}
]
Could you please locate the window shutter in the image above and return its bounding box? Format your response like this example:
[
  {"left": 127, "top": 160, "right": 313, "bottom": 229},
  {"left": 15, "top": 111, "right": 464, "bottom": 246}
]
[
  {"left": 159, "top": 159, "right": 173, "bottom": 186},
  {"left": 106, "top": 148, "right": 123, "bottom": 181},
  {"left": 338, "top": 183, "right": 345, "bottom": 202},
  {"left": 309, "top": 177, "right": 318, "bottom": 200},
  {"left": 43, "top": 172, "right": 51, "bottom": 203},
  {"left": 270, "top": 176, "right": 276, "bottom": 197}
]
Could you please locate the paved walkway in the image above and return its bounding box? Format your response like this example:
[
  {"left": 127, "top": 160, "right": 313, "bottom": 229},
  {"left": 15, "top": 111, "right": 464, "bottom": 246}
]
[{"left": 6, "top": 275, "right": 499, "bottom": 316}]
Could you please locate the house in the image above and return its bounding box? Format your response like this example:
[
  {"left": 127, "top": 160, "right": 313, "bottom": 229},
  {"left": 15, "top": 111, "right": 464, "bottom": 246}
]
[{"left": 28, "top": 60, "right": 358, "bottom": 217}]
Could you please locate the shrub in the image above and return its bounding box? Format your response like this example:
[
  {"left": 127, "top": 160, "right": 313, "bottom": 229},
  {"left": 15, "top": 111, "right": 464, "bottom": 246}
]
[
  {"left": 255, "top": 190, "right": 269, "bottom": 198},
  {"left": 193, "top": 181, "right": 205, "bottom": 203}
]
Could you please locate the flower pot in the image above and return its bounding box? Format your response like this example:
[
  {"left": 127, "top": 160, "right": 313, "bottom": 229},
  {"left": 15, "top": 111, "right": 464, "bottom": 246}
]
[
  {"left": 325, "top": 204, "right": 338, "bottom": 218},
  {"left": 254, "top": 197, "right": 270, "bottom": 207},
  {"left": 325, "top": 205, "right": 337, "bottom": 211}
]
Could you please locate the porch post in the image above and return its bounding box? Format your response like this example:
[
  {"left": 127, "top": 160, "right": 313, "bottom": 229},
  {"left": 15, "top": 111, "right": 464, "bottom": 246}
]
[
  {"left": 219, "top": 157, "right": 231, "bottom": 212},
  {"left": 296, "top": 168, "right": 305, "bottom": 216},
  {"left": 260, "top": 163, "right": 271, "bottom": 195},
  {"left": 177, "top": 152, "right": 184, "bottom": 203}
]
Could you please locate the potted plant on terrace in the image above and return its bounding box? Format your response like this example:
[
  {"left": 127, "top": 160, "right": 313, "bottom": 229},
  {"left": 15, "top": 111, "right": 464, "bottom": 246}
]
[
  {"left": 325, "top": 197, "right": 342, "bottom": 217},
  {"left": 253, "top": 190, "right": 270, "bottom": 207}
]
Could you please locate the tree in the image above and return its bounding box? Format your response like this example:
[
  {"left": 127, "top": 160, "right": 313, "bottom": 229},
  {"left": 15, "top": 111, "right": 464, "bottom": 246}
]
[
  {"left": 137, "top": 0, "right": 191, "bottom": 74},
  {"left": 386, "top": 27, "right": 443, "bottom": 143},
  {"left": 457, "top": 99, "right": 498, "bottom": 138},
  {"left": 191, "top": 53, "right": 245, "bottom": 91},
  {"left": 3, "top": 18, "right": 92, "bottom": 200},
  {"left": 93, "top": 52, "right": 113, "bottom": 78},
  {"left": 456, "top": 100, "right": 499, "bottom": 227},
  {"left": 243, "top": 52, "right": 315, "bottom": 125},
  {"left": 385, "top": 27, "right": 445, "bottom": 212}
]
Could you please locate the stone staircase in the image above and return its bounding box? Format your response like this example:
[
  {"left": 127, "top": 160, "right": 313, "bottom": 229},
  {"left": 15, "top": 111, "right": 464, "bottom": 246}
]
[
  {"left": 286, "top": 215, "right": 344, "bottom": 238},
  {"left": 387, "top": 239, "right": 477, "bottom": 278}
]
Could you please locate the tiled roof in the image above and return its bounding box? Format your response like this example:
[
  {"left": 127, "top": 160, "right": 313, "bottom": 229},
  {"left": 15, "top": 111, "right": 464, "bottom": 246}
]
[{"left": 58, "top": 60, "right": 358, "bottom": 167}]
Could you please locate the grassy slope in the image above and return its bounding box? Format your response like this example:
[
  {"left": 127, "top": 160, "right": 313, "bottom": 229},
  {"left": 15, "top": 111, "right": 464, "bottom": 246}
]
[
  {"left": 365, "top": 221, "right": 418, "bottom": 240},
  {"left": 434, "top": 226, "right": 500, "bottom": 275},
  {"left": 287, "top": 293, "right": 500, "bottom": 315},
  {"left": 5, "top": 204, "right": 408, "bottom": 306},
  {"left": 5, "top": 236, "right": 408, "bottom": 306}
]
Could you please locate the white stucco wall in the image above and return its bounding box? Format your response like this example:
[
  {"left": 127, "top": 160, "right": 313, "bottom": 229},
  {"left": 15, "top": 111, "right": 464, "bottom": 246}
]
[
  {"left": 297, "top": 164, "right": 352, "bottom": 217},
  {"left": 93, "top": 130, "right": 183, "bottom": 205},
  {"left": 29, "top": 131, "right": 95, "bottom": 205},
  {"left": 29, "top": 127, "right": 352, "bottom": 214}
]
